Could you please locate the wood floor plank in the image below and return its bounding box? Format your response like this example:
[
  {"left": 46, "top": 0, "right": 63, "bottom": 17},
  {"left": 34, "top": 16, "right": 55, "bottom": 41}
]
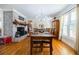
[{"left": 0, "top": 37, "right": 76, "bottom": 55}]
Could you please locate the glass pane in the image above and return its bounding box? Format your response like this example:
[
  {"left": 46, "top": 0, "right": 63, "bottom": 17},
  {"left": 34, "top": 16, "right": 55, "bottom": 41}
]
[
  {"left": 69, "top": 24, "right": 76, "bottom": 39},
  {"left": 62, "top": 14, "right": 69, "bottom": 36},
  {"left": 63, "top": 26, "right": 67, "bottom": 36},
  {"left": 71, "top": 9, "right": 76, "bottom": 21},
  {"left": 63, "top": 14, "right": 69, "bottom": 25}
]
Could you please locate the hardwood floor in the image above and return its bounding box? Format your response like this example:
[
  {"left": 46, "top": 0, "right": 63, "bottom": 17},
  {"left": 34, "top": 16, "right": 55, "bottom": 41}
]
[{"left": 0, "top": 37, "right": 76, "bottom": 55}]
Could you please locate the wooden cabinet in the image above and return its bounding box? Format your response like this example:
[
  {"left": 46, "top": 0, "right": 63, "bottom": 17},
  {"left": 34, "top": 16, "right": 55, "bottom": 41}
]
[{"left": 52, "top": 20, "right": 60, "bottom": 39}]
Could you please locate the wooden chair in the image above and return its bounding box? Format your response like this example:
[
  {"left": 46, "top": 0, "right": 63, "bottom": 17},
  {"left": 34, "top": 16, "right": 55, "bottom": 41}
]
[
  {"left": 42, "top": 39, "right": 51, "bottom": 53},
  {"left": 31, "top": 39, "right": 43, "bottom": 54},
  {"left": 31, "top": 39, "right": 52, "bottom": 54}
]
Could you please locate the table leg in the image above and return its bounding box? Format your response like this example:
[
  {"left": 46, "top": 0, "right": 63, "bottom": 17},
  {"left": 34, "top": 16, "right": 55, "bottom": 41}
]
[
  {"left": 40, "top": 41, "right": 43, "bottom": 52},
  {"left": 50, "top": 39, "right": 52, "bottom": 55},
  {"left": 30, "top": 38, "right": 32, "bottom": 55}
]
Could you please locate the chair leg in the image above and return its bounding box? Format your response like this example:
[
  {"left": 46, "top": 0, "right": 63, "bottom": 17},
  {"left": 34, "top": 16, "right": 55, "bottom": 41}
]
[{"left": 30, "top": 39, "right": 32, "bottom": 55}]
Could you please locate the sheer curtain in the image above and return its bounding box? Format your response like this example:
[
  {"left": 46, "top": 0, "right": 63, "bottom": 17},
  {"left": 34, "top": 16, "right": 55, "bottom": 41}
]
[{"left": 59, "top": 16, "right": 64, "bottom": 39}]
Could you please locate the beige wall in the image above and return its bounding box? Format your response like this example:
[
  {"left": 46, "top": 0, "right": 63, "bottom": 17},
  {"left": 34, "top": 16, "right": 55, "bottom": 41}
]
[{"left": 76, "top": 4, "right": 79, "bottom": 54}]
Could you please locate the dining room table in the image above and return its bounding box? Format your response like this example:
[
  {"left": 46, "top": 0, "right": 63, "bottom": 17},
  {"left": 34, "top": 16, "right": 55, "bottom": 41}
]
[{"left": 28, "top": 32, "right": 56, "bottom": 55}]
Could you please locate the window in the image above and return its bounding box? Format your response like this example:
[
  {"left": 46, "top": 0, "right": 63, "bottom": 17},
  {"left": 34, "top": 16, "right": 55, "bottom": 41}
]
[
  {"left": 61, "top": 8, "right": 76, "bottom": 39},
  {"left": 62, "top": 14, "right": 69, "bottom": 36},
  {"left": 69, "top": 8, "right": 76, "bottom": 39}
]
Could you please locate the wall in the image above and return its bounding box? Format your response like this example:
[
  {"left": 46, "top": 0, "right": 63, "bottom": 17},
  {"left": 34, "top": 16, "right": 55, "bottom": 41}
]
[{"left": 76, "top": 4, "right": 79, "bottom": 54}]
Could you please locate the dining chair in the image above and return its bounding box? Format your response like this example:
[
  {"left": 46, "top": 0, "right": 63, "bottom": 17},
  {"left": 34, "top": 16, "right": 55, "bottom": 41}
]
[{"left": 31, "top": 39, "right": 43, "bottom": 54}]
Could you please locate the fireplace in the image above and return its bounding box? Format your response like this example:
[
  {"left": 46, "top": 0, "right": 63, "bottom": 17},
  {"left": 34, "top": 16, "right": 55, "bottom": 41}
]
[{"left": 15, "top": 27, "right": 27, "bottom": 37}]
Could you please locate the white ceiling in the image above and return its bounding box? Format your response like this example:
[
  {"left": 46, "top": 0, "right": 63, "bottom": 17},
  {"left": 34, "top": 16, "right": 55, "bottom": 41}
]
[{"left": 0, "top": 4, "right": 69, "bottom": 19}]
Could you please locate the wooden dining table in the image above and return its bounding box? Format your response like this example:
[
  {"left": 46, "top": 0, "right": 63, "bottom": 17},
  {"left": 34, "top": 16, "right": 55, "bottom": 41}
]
[{"left": 28, "top": 33, "right": 56, "bottom": 55}]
